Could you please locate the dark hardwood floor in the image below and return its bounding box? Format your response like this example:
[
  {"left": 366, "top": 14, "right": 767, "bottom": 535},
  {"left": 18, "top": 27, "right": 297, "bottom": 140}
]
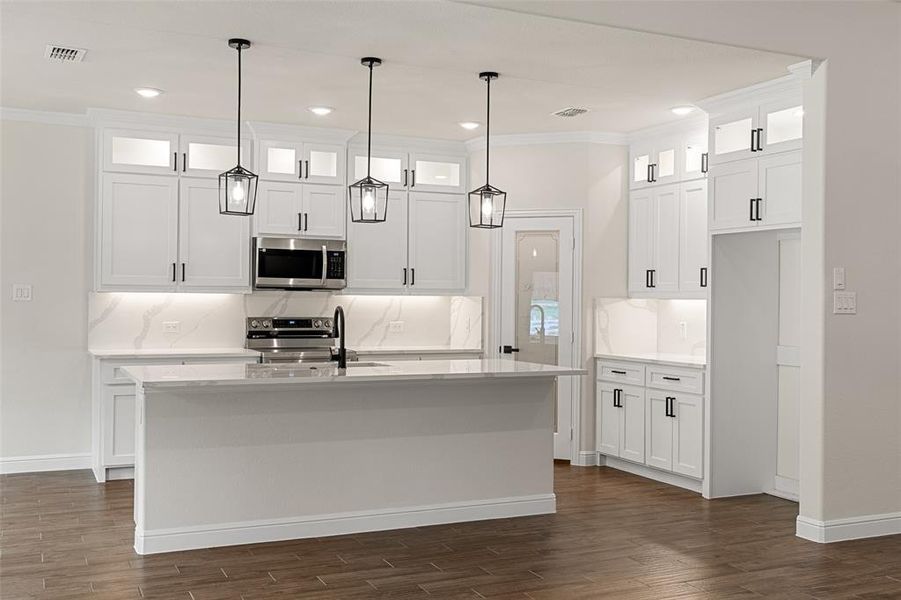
[{"left": 2, "top": 464, "right": 900, "bottom": 599}]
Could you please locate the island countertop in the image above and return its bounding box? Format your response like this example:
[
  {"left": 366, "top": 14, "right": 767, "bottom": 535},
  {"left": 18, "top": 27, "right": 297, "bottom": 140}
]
[{"left": 123, "top": 359, "right": 585, "bottom": 390}]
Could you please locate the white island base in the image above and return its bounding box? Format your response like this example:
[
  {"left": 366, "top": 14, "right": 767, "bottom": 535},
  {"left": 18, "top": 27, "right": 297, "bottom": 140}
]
[{"left": 127, "top": 360, "right": 583, "bottom": 555}]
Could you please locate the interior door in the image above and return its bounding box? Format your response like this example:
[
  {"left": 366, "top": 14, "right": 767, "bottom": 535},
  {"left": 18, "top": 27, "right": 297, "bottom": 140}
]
[
  {"left": 407, "top": 192, "right": 465, "bottom": 290},
  {"left": 346, "top": 191, "right": 408, "bottom": 290},
  {"left": 302, "top": 183, "right": 345, "bottom": 239},
  {"left": 652, "top": 184, "right": 680, "bottom": 293},
  {"left": 596, "top": 383, "right": 620, "bottom": 457},
  {"left": 177, "top": 178, "right": 250, "bottom": 290},
  {"left": 628, "top": 189, "right": 654, "bottom": 293},
  {"left": 645, "top": 391, "right": 673, "bottom": 471},
  {"left": 500, "top": 214, "right": 576, "bottom": 460},
  {"left": 708, "top": 157, "right": 758, "bottom": 231},
  {"left": 679, "top": 180, "right": 709, "bottom": 293}
]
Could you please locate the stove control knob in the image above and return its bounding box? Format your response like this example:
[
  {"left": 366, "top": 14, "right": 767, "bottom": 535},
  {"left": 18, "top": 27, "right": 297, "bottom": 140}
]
[
  {"left": 262, "top": 320, "right": 272, "bottom": 328},
  {"left": 323, "top": 319, "right": 332, "bottom": 328},
  {"left": 313, "top": 320, "right": 322, "bottom": 328},
  {"left": 250, "top": 320, "right": 260, "bottom": 328}
]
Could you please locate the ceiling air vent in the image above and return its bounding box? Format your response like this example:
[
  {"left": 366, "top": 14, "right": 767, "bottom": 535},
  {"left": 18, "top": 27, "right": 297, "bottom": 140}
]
[
  {"left": 44, "top": 44, "right": 87, "bottom": 63},
  {"left": 552, "top": 107, "right": 590, "bottom": 118}
]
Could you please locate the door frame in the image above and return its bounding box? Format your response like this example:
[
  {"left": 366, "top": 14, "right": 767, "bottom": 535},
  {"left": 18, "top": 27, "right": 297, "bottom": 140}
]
[{"left": 488, "top": 208, "right": 584, "bottom": 464}]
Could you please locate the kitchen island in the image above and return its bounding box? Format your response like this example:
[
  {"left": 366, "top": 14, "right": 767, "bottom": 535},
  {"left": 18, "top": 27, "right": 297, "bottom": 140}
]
[{"left": 124, "top": 359, "right": 584, "bottom": 555}]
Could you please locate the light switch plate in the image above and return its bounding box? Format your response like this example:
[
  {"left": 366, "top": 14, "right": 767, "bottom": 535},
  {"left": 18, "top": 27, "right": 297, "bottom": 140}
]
[
  {"left": 833, "top": 291, "right": 857, "bottom": 314},
  {"left": 12, "top": 284, "right": 32, "bottom": 302},
  {"left": 833, "top": 267, "right": 846, "bottom": 290},
  {"left": 162, "top": 321, "right": 181, "bottom": 334}
]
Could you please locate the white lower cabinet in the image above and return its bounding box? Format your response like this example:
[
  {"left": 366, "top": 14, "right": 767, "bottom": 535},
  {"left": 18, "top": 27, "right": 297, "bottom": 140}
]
[{"left": 596, "top": 358, "right": 705, "bottom": 485}]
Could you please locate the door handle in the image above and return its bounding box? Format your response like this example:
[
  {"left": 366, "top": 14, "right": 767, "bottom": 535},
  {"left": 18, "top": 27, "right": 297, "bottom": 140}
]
[
  {"left": 304, "top": 212, "right": 309, "bottom": 232},
  {"left": 411, "top": 169, "right": 416, "bottom": 187},
  {"left": 613, "top": 389, "right": 622, "bottom": 408},
  {"left": 403, "top": 169, "right": 408, "bottom": 187},
  {"left": 750, "top": 198, "right": 756, "bottom": 222},
  {"left": 181, "top": 263, "right": 186, "bottom": 282},
  {"left": 320, "top": 245, "right": 327, "bottom": 285},
  {"left": 756, "top": 128, "right": 764, "bottom": 151},
  {"left": 700, "top": 267, "right": 708, "bottom": 288},
  {"left": 410, "top": 267, "right": 415, "bottom": 286},
  {"left": 646, "top": 164, "right": 652, "bottom": 183},
  {"left": 646, "top": 269, "right": 652, "bottom": 288},
  {"left": 182, "top": 152, "right": 187, "bottom": 171},
  {"left": 501, "top": 345, "right": 520, "bottom": 354},
  {"left": 171, "top": 262, "right": 176, "bottom": 282},
  {"left": 173, "top": 152, "right": 177, "bottom": 172},
  {"left": 650, "top": 164, "right": 657, "bottom": 182},
  {"left": 701, "top": 152, "right": 709, "bottom": 174},
  {"left": 298, "top": 160, "right": 303, "bottom": 179},
  {"left": 750, "top": 129, "right": 758, "bottom": 152},
  {"left": 755, "top": 198, "right": 763, "bottom": 221},
  {"left": 650, "top": 269, "right": 656, "bottom": 288},
  {"left": 298, "top": 212, "right": 303, "bottom": 231},
  {"left": 305, "top": 160, "right": 309, "bottom": 179},
  {"left": 403, "top": 267, "right": 407, "bottom": 285}
]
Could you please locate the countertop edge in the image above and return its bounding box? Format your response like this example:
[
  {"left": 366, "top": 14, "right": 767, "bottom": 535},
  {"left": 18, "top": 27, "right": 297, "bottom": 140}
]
[{"left": 594, "top": 353, "right": 707, "bottom": 368}]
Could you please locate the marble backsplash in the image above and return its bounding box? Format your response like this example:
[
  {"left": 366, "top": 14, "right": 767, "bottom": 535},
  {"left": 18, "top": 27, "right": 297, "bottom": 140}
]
[
  {"left": 88, "top": 292, "right": 482, "bottom": 351},
  {"left": 595, "top": 297, "right": 706, "bottom": 357}
]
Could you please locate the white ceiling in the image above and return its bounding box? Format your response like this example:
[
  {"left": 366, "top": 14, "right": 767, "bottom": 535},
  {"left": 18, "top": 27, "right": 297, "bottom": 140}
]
[{"left": 0, "top": 1, "right": 804, "bottom": 140}]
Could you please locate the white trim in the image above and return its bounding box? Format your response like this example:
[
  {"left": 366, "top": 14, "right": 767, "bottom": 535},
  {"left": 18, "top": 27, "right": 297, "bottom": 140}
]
[
  {"left": 465, "top": 130, "right": 628, "bottom": 152},
  {"left": 135, "top": 493, "right": 555, "bottom": 555},
  {"left": 697, "top": 73, "right": 803, "bottom": 116},
  {"left": 351, "top": 133, "right": 468, "bottom": 155},
  {"left": 626, "top": 114, "right": 708, "bottom": 144},
  {"left": 489, "top": 208, "right": 584, "bottom": 464},
  {"left": 796, "top": 511, "right": 901, "bottom": 544},
  {"left": 0, "top": 107, "right": 89, "bottom": 127},
  {"left": 574, "top": 450, "right": 599, "bottom": 467},
  {"left": 767, "top": 475, "right": 799, "bottom": 502},
  {"left": 0, "top": 453, "right": 92, "bottom": 474},
  {"left": 777, "top": 345, "right": 800, "bottom": 367},
  {"left": 601, "top": 455, "right": 703, "bottom": 494}
]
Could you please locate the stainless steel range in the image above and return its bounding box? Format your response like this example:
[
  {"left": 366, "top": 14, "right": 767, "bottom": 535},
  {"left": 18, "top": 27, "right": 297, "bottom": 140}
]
[{"left": 245, "top": 316, "right": 358, "bottom": 364}]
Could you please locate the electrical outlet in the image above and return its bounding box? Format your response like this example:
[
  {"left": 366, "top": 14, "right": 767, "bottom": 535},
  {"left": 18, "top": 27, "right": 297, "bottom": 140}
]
[
  {"left": 162, "top": 321, "right": 181, "bottom": 334},
  {"left": 833, "top": 267, "right": 846, "bottom": 290},
  {"left": 388, "top": 320, "right": 405, "bottom": 333},
  {"left": 12, "top": 284, "right": 32, "bottom": 302},
  {"left": 833, "top": 292, "right": 857, "bottom": 315},
  {"left": 679, "top": 321, "right": 688, "bottom": 341}
]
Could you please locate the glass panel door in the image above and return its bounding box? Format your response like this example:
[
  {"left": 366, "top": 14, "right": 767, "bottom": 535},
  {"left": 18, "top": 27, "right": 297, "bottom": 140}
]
[
  {"left": 760, "top": 100, "right": 803, "bottom": 154},
  {"left": 409, "top": 153, "right": 465, "bottom": 193},
  {"left": 303, "top": 143, "right": 346, "bottom": 185},
  {"left": 259, "top": 140, "right": 302, "bottom": 181},
  {"left": 181, "top": 135, "right": 252, "bottom": 177},
  {"left": 652, "top": 140, "right": 680, "bottom": 186},
  {"left": 350, "top": 147, "right": 407, "bottom": 186},
  {"left": 103, "top": 129, "right": 178, "bottom": 175},
  {"left": 709, "top": 108, "right": 758, "bottom": 166}
]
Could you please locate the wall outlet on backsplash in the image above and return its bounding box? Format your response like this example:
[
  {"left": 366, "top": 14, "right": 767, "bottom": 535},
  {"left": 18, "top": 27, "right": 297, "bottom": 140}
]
[
  {"left": 388, "top": 321, "right": 405, "bottom": 333},
  {"left": 679, "top": 321, "right": 688, "bottom": 341},
  {"left": 162, "top": 321, "right": 181, "bottom": 334}
]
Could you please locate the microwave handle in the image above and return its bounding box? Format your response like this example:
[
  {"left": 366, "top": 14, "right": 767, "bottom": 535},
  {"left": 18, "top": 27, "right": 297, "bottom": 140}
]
[{"left": 321, "top": 245, "right": 327, "bottom": 285}]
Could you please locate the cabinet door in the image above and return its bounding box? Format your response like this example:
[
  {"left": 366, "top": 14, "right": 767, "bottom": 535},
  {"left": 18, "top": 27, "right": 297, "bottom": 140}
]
[
  {"left": 409, "top": 153, "right": 466, "bottom": 194},
  {"left": 178, "top": 179, "right": 250, "bottom": 290},
  {"left": 759, "top": 99, "right": 803, "bottom": 155},
  {"left": 180, "top": 134, "right": 252, "bottom": 178},
  {"left": 347, "top": 191, "right": 408, "bottom": 290},
  {"left": 408, "top": 192, "right": 466, "bottom": 291},
  {"left": 651, "top": 139, "right": 680, "bottom": 186},
  {"left": 630, "top": 142, "right": 653, "bottom": 189},
  {"left": 682, "top": 131, "right": 708, "bottom": 181},
  {"left": 679, "top": 180, "right": 709, "bottom": 293},
  {"left": 652, "top": 184, "right": 680, "bottom": 293},
  {"left": 645, "top": 391, "right": 673, "bottom": 471},
  {"left": 709, "top": 108, "right": 759, "bottom": 165},
  {"left": 103, "top": 129, "right": 178, "bottom": 175},
  {"left": 619, "top": 386, "right": 646, "bottom": 464},
  {"left": 672, "top": 393, "right": 704, "bottom": 479},
  {"left": 303, "top": 143, "right": 346, "bottom": 186},
  {"left": 596, "top": 383, "right": 620, "bottom": 457},
  {"left": 100, "top": 173, "right": 178, "bottom": 290},
  {"left": 102, "top": 385, "right": 136, "bottom": 467},
  {"left": 258, "top": 140, "right": 303, "bottom": 181},
  {"left": 349, "top": 147, "right": 408, "bottom": 187},
  {"left": 758, "top": 151, "right": 801, "bottom": 227},
  {"left": 254, "top": 181, "right": 305, "bottom": 236},
  {"left": 302, "top": 183, "right": 346, "bottom": 239},
  {"left": 708, "top": 157, "right": 758, "bottom": 232},
  {"left": 628, "top": 189, "right": 654, "bottom": 294}
]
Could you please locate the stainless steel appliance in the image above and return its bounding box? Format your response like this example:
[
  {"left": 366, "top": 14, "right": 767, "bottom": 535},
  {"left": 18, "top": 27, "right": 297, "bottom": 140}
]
[
  {"left": 252, "top": 237, "right": 346, "bottom": 291},
  {"left": 246, "top": 316, "right": 358, "bottom": 364}
]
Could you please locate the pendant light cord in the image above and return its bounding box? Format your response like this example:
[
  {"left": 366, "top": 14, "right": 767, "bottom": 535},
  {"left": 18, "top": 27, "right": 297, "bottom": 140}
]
[
  {"left": 485, "top": 75, "right": 490, "bottom": 186},
  {"left": 236, "top": 45, "right": 242, "bottom": 166},
  {"left": 367, "top": 61, "right": 373, "bottom": 178}
]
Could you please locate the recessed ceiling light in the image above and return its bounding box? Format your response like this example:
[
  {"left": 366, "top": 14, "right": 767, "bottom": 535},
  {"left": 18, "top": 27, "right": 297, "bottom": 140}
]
[
  {"left": 135, "top": 87, "right": 163, "bottom": 98},
  {"left": 308, "top": 106, "right": 333, "bottom": 116},
  {"left": 459, "top": 121, "right": 481, "bottom": 130},
  {"left": 670, "top": 105, "right": 695, "bottom": 116}
]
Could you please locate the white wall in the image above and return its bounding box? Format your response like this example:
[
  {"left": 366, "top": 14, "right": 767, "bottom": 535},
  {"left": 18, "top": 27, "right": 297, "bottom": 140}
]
[
  {"left": 0, "top": 119, "right": 93, "bottom": 458},
  {"left": 595, "top": 298, "right": 707, "bottom": 358},
  {"left": 469, "top": 142, "right": 629, "bottom": 452}
]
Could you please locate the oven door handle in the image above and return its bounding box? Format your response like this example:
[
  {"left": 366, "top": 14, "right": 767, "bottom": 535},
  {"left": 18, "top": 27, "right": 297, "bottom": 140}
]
[{"left": 321, "top": 245, "right": 328, "bottom": 285}]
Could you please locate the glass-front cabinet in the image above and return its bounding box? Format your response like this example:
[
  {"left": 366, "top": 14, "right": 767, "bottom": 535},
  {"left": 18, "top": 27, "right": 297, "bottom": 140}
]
[
  {"left": 258, "top": 140, "right": 345, "bottom": 185},
  {"left": 103, "top": 129, "right": 179, "bottom": 175},
  {"left": 709, "top": 98, "right": 802, "bottom": 165},
  {"left": 759, "top": 99, "right": 803, "bottom": 154},
  {"left": 349, "top": 147, "right": 409, "bottom": 187},
  {"left": 409, "top": 153, "right": 466, "bottom": 194},
  {"left": 629, "top": 139, "right": 679, "bottom": 189},
  {"left": 180, "top": 134, "right": 252, "bottom": 177}
]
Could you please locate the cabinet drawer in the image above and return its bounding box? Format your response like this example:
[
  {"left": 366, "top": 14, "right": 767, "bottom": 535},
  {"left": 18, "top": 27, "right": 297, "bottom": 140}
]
[
  {"left": 597, "top": 360, "right": 645, "bottom": 385},
  {"left": 646, "top": 365, "right": 704, "bottom": 394}
]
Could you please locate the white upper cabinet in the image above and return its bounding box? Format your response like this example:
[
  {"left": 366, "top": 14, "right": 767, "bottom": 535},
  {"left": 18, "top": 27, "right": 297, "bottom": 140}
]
[
  {"left": 682, "top": 131, "right": 708, "bottom": 182},
  {"left": 255, "top": 181, "right": 345, "bottom": 239},
  {"left": 759, "top": 99, "right": 804, "bottom": 155},
  {"left": 627, "top": 189, "right": 654, "bottom": 295},
  {"left": 258, "top": 140, "right": 345, "bottom": 185},
  {"left": 630, "top": 144, "right": 653, "bottom": 189},
  {"left": 630, "top": 140, "right": 679, "bottom": 188},
  {"left": 679, "top": 180, "right": 709, "bottom": 293},
  {"left": 177, "top": 178, "right": 250, "bottom": 291},
  {"left": 179, "top": 134, "right": 252, "bottom": 177},
  {"left": 99, "top": 173, "right": 179, "bottom": 290},
  {"left": 709, "top": 98, "right": 802, "bottom": 165},
  {"left": 710, "top": 108, "right": 758, "bottom": 165},
  {"left": 103, "top": 129, "right": 178, "bottom": 175},
  {"left": 302, "top": 184, "right": 345, "bottom": 239},
  {"left": 350, "top": 147, "right": 408, "bottom": 187},
  {"left": 409, "top": 153, "right": 466, "bottom": 194},
  {"left": 708, "top": 157, "right": 759, "bottom": 231},
  {"left": 652, "top": 185, "right": 680, "bottom": 294},
  {"left": 757, "top": 151, "right": 802, "bottom": 227},
  {"left": 407, "top": 192, "right": 466, "bottom": 290},
  {"left": 347, "top": 191, "right": 409, "bottom": 290},
  {"left": 303, "top": 143, "right": 345, "bottom": 186}
]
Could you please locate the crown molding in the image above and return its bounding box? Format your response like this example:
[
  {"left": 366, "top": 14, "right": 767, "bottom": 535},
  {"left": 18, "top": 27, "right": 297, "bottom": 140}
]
[
  {"left": 697, "top": 70, "right": 804, "bottom": 116},
  {"left": 349, "top": 132, "right": 468, "bottom": 155},
  {"left": 245, "top": 120, "right": 358, "bottom": 144},
  {"left": 0, "top": 107, "right": 89, "bottom": 127},
  {"left": 464, "top": 130, "right": 628, "bottom": 152},
  {"left": 627, "top": 114, "right": 708, "bottom": 144}
]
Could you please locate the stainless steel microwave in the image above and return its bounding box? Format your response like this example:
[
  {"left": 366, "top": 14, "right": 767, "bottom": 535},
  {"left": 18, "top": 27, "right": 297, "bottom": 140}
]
[{"left": 253, "top": 237, "right": 346, "bottom": 291}]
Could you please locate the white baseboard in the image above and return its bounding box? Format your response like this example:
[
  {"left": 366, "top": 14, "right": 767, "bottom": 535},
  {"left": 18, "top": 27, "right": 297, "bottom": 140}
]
[
  {"left": 602, "top": 456, "right": 703, "bottom": 494},
  {"left": 767, "top": 475, "right": 799, "bottom": 502},
  {"left": 572, "top": 450, "right": 598, "bottom": 467},
  {"left": 107, "top": 467, "right": 134, "bottom": 481},
  {"left": 797, "top": 512, "right": 901, "bottom": 543},
  {"left": 0, "top": 453, "right": 92, "bottom": 475},
  {"left": 135, "top": 493, "right": 556, "bottom": 555}
]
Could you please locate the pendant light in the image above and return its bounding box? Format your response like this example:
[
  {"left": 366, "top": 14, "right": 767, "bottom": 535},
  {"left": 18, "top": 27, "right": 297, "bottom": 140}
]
[
  {"left": 348, "top": 57, "right": 389, "bottom": 223},
  {"left": 219, "top": 38, "right": 258, "bottom": 216},
  {"left": 469, "top": 72, "right": 506, "bottom": 229}
]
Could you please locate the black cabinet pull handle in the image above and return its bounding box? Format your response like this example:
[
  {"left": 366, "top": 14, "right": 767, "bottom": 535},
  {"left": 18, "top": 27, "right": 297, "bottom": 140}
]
[
  {"left": 304, "top": 213, "right": 309, "bottom": 231},
  {"left": 173, "top": 152, "right": 177, "bottom": 171},
  {"left": 652, "top": 164, "right": 657, "bottom": 182},
  {"left": 662, "top": 376, "right": 681, "bottom": 382},
  {"left": 181, "top": 263, "right": 185, "bottom": 282},
  {"left": 410, "top": 267, "right": 415, "bottom": 285},
  {"left": 646, "top": 269, "right": 651, "bottom": 288},
  {"left": 664, "top": 397, "right": 670, "bottom": 417},
  {"left": 305, "top": 160, "right": 309, "bottom": 179},
  {"left": 701, "top": 152, "right": 709, "bottom": 173},
  {"left": 171, "top": 262, "right": 176, "bottom": 282},
  {"left": 646, "top": 164, "right": 652, "bottom": 183},
  {"left": 756, "top": 198, "right": 763, "bottom": 221},
  {"left": 750, "top": 129, "right": 757, "bottom": 152},
  {"left": 610, "top": 369, "right": 627, "bottom": 375},
  {"left": 750, "top": 198, "right": 756, "bottom": 222},
  {"left": 298, "top": 160, "right": 303, "bottom": 179},
  {"left": 403, "top": 169, "right": 408, "bottom": 187},
  {"left": 182, "top": 152, "right": 187, "bottom": 171},
  {"left": 649, "top": 269, "right": 656, "bottom": 288},
  {"left": 403, "top": 267, "right": 407, "bottom": 285},
  {"left": 756, "top": 128, "right": 764, "bottom": 151},
  {"left": 502, "top": 345, "right": 520, "bottom": 354},
  {"left": 411, "top": 169, "right": 416, "bottom": 187},
  {"left": 700, "top": 267, "right": 708, "bottom": 288}
]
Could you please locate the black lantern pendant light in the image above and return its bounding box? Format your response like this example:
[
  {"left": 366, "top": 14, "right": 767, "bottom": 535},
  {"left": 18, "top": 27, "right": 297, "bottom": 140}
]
[
  {"left": 219, "top": 38, "right": 258, "bottom": 216},
  {"left": 469, "top": 72, "right": 506, "bottom": 229},
  {"left": 348, "top": 57, "right": 389, "bottom": 223}
]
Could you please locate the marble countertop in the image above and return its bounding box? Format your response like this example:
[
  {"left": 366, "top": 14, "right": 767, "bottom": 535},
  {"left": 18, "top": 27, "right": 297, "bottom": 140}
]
[
  {"left": 89, "top": 348, "right": 261, "bottom": 359},
  {"left": 353, "top": 346, "right": 482, "bottom": 355},
  {"left": 123, "top": 359, "right": 586, "bottom": 390},
  {"left": 595, "top": 352, "right": 707, "bottom": 367}
]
